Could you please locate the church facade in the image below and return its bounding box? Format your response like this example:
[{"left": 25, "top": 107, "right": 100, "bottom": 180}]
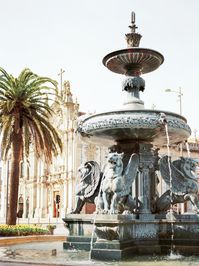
[{"left": 0, "top": 81, "right": 107, "bottom": 221}]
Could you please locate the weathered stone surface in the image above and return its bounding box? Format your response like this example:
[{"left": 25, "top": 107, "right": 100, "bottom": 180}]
[
  {"left": 63, "top": 11, "right": 196, "bottom": 261},
  {"left": 77, "top": 110, "right": 191, "bottom": 146},
  {"left": 63, "top": 214, "right": 199, "bottom": 260}
]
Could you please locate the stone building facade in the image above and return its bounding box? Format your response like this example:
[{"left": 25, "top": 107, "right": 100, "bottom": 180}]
[{"left": 0, "top": 81, "right": 107, "bottom": 221}]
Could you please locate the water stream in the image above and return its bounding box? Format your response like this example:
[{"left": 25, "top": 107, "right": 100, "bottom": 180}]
[
  {"left": 89, "top": 163, "right": 106, "bottom": 260},
  {"left": 164, "top": 123, "right": 175, "bottom": 255},
  {"left": 89, "top": 213, "right": 96, "bottom": 260},
  {"left": 185, "top": 140, "right": 191, "bottom": 158}
]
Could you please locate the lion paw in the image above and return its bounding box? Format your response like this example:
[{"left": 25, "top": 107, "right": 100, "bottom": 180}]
[{"left": 102, "top": 209, "right": 109, "bottom": 214}]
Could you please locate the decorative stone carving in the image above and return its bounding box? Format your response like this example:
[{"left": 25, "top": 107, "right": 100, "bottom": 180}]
[
  {"left": 100, "top": 152, "right": 139, "bottom": 214},
  {"left": 156, "top": 155, "right": 199, "bottom": 213},
  {"left": 71, "top": 161, "right": 102, "bottom": 214},
  {"left": 62, "top": 81, "right": 73, "bottom": 103},
  {"left": 125, "top": 11, "right": 142, "bottom": 48},
  {"left": 94, "top": 225, "right": 119, "bottom": 240},
  {"left": 77, "top": 111, "right": 191, "bottom": 146},
  {"left": 122, "top": 76, "right": 145, "bottom": 92},
  {"left": 78, "top": 113, "right": 190, "bottom": 133},
  {"left": 125, "top": 33, "right": 142, "bottom": 48}
]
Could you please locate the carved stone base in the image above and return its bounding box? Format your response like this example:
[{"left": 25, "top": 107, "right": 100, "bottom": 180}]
[
  {"left": 90, "top": 240, "right": 161, "bottom": 261},
  {"left": 63, "top": 214, "right": 199, "bottom": 261},
  {"left": 90, "top": 214, "right": 159, "bottom": 260},
  {"left": 62, "top": 214, "right": 96, "bottom": 251}
]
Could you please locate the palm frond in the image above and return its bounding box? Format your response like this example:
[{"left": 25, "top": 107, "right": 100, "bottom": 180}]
[
  {"left": 0, "top": 115, "right": 13, "bottom": 160},
  {"left": 0, "top": 67, "right": 62, "bottom": 163}
]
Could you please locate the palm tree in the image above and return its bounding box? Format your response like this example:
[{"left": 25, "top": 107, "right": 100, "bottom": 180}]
[{"left": 0, "top": 67, "right": 62, "bottom": 225}]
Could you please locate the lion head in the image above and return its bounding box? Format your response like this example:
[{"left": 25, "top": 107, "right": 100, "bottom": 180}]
[
  {"left": 77, "top": 161, "right": 101, "bottom": 198},
  {"left": 180, "top": 157, "right": 198, "bottom": 180},
  {"left": 105, "top": 152, "right": 124, "bottom": 176}
]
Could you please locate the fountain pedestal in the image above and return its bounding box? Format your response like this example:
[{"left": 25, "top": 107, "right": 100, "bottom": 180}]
[{"left": 110, "top": 142, "right": 159, "bottom": 215}]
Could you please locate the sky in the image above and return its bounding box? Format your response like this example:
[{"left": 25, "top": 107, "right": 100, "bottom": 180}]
[{"left": 0, "top": 0, "right": 199, "bottom": 138}]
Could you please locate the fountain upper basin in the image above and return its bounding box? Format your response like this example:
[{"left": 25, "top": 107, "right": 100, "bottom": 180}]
[
  {"left": 77, "top": 109, "right": 191, "bottom": 146},
  {"left": 103, "top": 48, "right": 164, "bottom": 75}
]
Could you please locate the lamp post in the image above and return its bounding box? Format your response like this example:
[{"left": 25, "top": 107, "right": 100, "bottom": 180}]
[
  {"left": 165, "top": 87, "right": 184, "bottom": 213},
  {"left": 165, "top": 87, "right": 183, "bottom": 115},
  {"left": 194, "top": 129, "right": 197, "bottom": 143},
  {"left": 165, "top": 87, "right": 184, "bottom": 157}
]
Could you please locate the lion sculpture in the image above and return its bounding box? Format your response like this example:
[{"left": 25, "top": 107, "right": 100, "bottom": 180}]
[
  {"left": 100, "top": 152, "right": 139, "bottom": 214},
  {"left": 71, "top": 160, "right": 102, "bottom": 214},
  {"left": 156, "top": 155, "right": 199, "bottom": 213}
]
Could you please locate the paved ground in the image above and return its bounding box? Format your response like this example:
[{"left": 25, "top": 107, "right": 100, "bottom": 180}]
[
  {"left": 0, "top": 223, "right": 103, "bottom": 266},
  {"left": 0, "top": 241, "right": 103, "bottom": 265},
  {"left": 2, "top": 240, "right": 199, "bottom": 266},
  {"left": 0, "top": 262, "right": 67, "bottom": 266}
]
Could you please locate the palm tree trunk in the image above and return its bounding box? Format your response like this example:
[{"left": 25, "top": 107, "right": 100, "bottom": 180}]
[{"left": 7, "top": 130, "right": 23, "bottom": 225}]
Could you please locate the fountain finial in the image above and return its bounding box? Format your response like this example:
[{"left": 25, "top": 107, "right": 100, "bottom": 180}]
[
  {"left": 129, "top": 11, "right": 137, "bottom": 33},
  {"left": 125, "top": 11, "right": 142, "bottom": 47}
]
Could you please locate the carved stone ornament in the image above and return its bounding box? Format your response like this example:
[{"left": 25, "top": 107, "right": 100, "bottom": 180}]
[
  {"left": 156, "top": 155, "right": 199, "bottom": 213},
  {"left": 100, "top": 152, "right": 139, "bottom": 214},
  {"left": 71, "top": 161, "right": 102, "bottom": 214},
  {"left": 77, "top": 111, "right": 191, "bottom": 146},
  {"left": 122, "top": 76, "right": 145, "bottom": 92},
  {"left": 125, "top": 32, "right": 142, "bottom": 47},
  {"left": 94, "top": 226, "right": 119, "bottom": 240}
]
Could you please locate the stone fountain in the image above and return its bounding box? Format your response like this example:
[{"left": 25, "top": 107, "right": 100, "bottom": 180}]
[{"left": 63, "top": 12, "right": 199, "bottom": 260}]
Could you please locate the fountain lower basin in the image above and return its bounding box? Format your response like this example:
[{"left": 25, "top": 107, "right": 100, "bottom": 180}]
[{"left": 77, "top": 109, "right": 191, "bottom": 146}]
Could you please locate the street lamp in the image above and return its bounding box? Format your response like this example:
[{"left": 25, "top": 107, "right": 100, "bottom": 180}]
[
  {"left": 165, "top": 87, "right": 185, "bottom": 213},
  {"left": 165, "top": 87, "right": 183, "bottom": 115},
  {"left": 194, "top": 129, "right": 198, "bottom": 143},
  {"left": 165, "top": 87, "right": 183, "bottom": 159}
]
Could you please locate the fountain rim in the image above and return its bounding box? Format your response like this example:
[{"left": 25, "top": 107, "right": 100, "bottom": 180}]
[
  {"left": 77, "top": 109, "right": 191, "bottom": 148},
  {"left": 78, "top": 109, "right": 188, "bottom": 123}
]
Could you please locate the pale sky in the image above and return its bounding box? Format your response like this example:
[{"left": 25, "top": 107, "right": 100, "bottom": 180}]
[{"left": 0, "top": 0, "right": 199, "bottom": 137}]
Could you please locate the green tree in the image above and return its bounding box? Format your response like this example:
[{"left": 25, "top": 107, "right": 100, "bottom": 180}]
[{"left": 0, "top": 68, "right": 62, "bottom": 225}]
